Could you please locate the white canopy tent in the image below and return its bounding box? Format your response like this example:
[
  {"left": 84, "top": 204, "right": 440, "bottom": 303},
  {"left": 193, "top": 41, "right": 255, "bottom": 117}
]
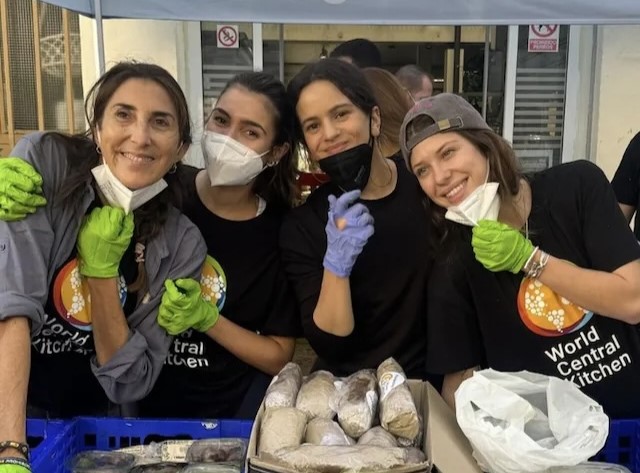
[{"left": 43, "top": 0, "right": 640, "bottom": 73}]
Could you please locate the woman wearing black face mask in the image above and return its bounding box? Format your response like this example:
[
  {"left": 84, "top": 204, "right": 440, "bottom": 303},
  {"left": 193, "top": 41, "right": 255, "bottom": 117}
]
[{"left": 280, "top": 59, "right": 436, "bottom": 381}]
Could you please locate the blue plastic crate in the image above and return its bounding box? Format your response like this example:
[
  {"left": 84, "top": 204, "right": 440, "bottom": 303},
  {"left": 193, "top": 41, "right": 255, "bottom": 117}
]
[
  {"left": 592, "top": 419, "right": 640, "bottom": 473},
  {"left": 31, "top": 417, "right": 253, "bottom": 473},
  {"left": 27, "top": 419, "right": 69, "bottom": 466}
]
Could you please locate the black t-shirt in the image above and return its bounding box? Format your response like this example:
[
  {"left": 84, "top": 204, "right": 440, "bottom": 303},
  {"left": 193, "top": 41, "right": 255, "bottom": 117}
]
[
  {"left": 280, "top": 155, "right": 433, "bottom": 378},
  {"left": 29, "top": 201, "right": 139, "bottom": 417},
  {"left": 427, "top": 160, "right": 640, "bottom": 418},
  {"left": 139, "top": 166, "right": 300, "bottom": 418},
  {"left": 611, "top": 131, "right": 640, "bottom": 239}
]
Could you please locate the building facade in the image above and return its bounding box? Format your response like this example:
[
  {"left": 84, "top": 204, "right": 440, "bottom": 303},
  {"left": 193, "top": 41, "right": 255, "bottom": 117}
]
[{"left": 3, "top": 1, "right": 638, "bottom": 178}]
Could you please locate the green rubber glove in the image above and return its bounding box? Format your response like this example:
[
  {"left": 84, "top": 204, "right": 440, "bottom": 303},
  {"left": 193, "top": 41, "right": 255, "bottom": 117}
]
[
  {"left": 158, "top": 279, "right": 219, "bottom": 335},
  {"left": 471, "top": 219, "right": 534, "bottom": 274},
  {"left": 76, "top": 206, "right": 134, "bottom": 278},
  {"left": 0, "top": 462, "right": 31, "bottom": 472},
  {"left": 0, "top": 157, "right": 47, "bottom": 221}
]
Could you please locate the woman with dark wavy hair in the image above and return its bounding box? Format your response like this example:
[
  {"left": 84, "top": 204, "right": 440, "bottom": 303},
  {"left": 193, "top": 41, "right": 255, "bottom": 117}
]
[
  {"left": 280, "top": 58, "right": 434, "bottom": 381},
  {"left": 138, "top": 72, "right": 301, "bottom": 419},
  {"left": 0, "top": 61, "right": 206, "bottom": 468}
]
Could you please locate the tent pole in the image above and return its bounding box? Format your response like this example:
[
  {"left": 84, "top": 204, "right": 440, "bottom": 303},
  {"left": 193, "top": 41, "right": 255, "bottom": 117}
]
[
  {"left": 252, "top": 23, "right": 263, "bottom": 72},
  {"left": 482, "top": 26, "right": 490, "bottom": 120},
  {"left": 94, "top": 0, "right": 106, "bottom": 75}
]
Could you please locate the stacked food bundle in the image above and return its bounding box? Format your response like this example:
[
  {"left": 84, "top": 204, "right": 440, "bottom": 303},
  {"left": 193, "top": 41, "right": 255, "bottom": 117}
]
[
  {"left": 68, "top": 438, "right": 247, "bottom": 472},
  {"left": 256, "top": 357, "right": 427, "bottom": 472}
]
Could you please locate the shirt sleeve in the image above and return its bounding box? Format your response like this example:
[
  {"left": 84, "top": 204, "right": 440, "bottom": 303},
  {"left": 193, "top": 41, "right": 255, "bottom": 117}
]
[
  {"left": 426, "top": 249, "right": 486, "bottom": 375},
  {"left": 279, "top": 208, "right": 357, "bottom": 362},
  {"left": 91, "top": 215, "right": 207, "bottom": 404},
  {"left": 575, "top": 160, "right": 640, "bottom": 272},
  {"left": 611, "top": 132, "right": 640, "bottom": 206},
  {"left": 0, "top": 135, "right": 62, "bottom": 334}
]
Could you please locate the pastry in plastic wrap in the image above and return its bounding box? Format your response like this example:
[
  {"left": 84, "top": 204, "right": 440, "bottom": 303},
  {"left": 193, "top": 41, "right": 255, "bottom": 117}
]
[
  {"left": 258, "top": 407, "right": 307, "bottom": 455},
  {"left": 264, "top": 362, "right": 303, "bottom": 410},
  {"left": 305, "top": 418, "right": 355, "bottom": 446},
  {"left": 396, "top": 414, "right": 424, "bottom": 448},
  {"left": 67, "top": 451, "right": 135, "bottom": 473},
  {"left": 377, "top": 357, "right": 420, "bottom": 441},
  {"left": 404, "top": 447, "right": 427, "bottom": 464},
  {"left": 295, "top": 370, "right": 337, "bottom": 419},
  {"left": 115, "top": 444, "right": 162, "bottom": 466},
  {"left": 129, "top": 464, "right": 184, "bottom": 473},
  {"left": 182, "top": 465, "right": 242, "bottom": 473},
  {"left": 263, "top": 445, "right": 415, "bottom": 472},
  {"left": 336, "top": 369, "right": 378, "bottom": 439},
  {"left": 185, "top": 438, "right": 247, "bottom": 464},
  {"left": 357, "top": 426, "right": 398, "bottom": 448}
]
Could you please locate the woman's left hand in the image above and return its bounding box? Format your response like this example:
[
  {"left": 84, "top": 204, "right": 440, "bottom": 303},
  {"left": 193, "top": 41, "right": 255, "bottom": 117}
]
[
  {"left": 471, "top": 219, "right": 534, "bottom": 274},
  {"left": 158, "top": 279, "right": 219, "bottom": 335}
]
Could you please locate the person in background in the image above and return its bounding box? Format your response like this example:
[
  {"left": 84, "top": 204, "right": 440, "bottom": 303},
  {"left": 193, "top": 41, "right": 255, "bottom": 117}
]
[
  {"left": 0, "top": 72, "right": 301, "bottom": 421},
  {"left": 362, "top": 67, "right": 414, "bottom": 159},
  {"left": 395, "top": 64, "right": 434, "bottom": 101},
  {"left": 401, "top": 93, "right": 640, "bottom": 418},
  {"left": 611, "top": 131, "right": 640, "bottom": 239},
  {"left": 0, "top": 61, "right": 206, "bottom": 471},
  {"left": 329, "top": 38, "right": 382, "bottom": 68},
  {"left": 280, "top": 58, "right": 433, "bottom": 380}
]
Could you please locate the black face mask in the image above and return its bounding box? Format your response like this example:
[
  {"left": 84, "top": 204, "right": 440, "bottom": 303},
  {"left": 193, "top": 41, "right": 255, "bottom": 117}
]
[{"left": 318, "top": 142, "right": 373, "bottom": 192}]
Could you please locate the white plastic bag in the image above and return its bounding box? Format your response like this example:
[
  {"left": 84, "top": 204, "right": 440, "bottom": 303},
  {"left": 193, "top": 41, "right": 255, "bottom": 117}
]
[{"left": 455, "top": 369, "right": 609, "bottom": 473}]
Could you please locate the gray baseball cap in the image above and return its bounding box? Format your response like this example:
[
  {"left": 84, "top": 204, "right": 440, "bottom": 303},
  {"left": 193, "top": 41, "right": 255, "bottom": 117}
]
[{"left": 399, "top": 93, "right": 491, "bottom": 167}]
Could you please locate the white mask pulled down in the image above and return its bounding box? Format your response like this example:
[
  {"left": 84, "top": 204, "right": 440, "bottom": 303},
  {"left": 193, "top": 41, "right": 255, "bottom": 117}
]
[
  {"left": 202, "top": 131, "right": 269, "bottom": 187},
  {"left": 444, "top": 168, "right": 501, "bottom": 226},
  {"left": 91, "top": 163, "right": 168, "bottom": 214}
]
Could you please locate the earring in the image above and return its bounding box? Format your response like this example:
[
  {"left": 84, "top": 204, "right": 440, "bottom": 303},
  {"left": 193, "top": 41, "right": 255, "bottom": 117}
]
[
  {"left": 266, "top": 160, "right": 277, "bottom": 167},
  {"left": 96, "top": 144, "right": 102, "bottom": 155},
  {"left": 168, "top": 163, "right": 178, "bottom": 174}
]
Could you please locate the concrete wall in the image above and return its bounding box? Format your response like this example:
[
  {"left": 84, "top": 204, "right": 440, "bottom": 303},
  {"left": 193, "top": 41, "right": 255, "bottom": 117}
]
[{"left": 78, "top": 18, "right": 204, "bottom": 167}]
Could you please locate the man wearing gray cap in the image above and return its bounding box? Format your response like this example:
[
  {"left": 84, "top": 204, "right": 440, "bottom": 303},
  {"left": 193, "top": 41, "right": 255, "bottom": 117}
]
[{"left": 400, "top": 93, "right": 640, "bottom": 418}]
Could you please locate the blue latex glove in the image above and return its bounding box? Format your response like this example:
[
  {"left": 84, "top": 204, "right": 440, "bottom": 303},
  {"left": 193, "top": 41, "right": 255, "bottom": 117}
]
[{"left": 323, "top": 189, "right": 375, "bottom": 278}]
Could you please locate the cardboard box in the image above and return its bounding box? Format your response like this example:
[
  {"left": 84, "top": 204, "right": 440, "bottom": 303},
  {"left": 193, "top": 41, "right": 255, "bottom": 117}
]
[{"left": 246, "top": 380, "right": 482, "bottom": 473}]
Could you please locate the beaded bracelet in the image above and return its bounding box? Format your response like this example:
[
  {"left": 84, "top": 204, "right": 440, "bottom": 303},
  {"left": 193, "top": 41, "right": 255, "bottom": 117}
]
[
  {"left": 0, "top": 441, "right": 29, "bottom": 459},
  {"left": 0, "top": 457, "right": 31, "bottom": 471}
]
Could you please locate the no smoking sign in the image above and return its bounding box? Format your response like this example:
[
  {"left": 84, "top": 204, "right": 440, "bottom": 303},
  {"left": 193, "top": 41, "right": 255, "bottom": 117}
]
[
  {"left": 528, "top": 24, "right": 559, "bottom": 53},
  {"left": 217, "top": 24, "right": 239, "bottom": 49}
]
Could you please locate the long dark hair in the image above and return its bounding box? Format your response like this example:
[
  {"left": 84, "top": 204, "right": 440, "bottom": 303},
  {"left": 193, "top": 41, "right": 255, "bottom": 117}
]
[
  {"left": 286, "top": 58, "right": 377, "bottom": 148},
  {"left": 48, "top": 61, "right": 192, "bottom": 292},
  {"left": 406, "top": 117, "right": 522, "bottom": 253},
  {"left": 216, "top": 72, "right": 297, "bottom": 209}
]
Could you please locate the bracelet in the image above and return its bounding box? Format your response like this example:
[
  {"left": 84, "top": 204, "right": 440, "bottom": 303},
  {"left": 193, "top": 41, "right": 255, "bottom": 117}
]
[
  {"left": 0, "top": 441, "right": 29, "bottom": 459},
  {"left": 0, "top": 457, "right": 30, "bottom": 470},
  {"left": 526, "top": 249, "right": 551, "bottom": 279},
  {"left": 523, "top": 246, "right": 540, "bottom": 274}
]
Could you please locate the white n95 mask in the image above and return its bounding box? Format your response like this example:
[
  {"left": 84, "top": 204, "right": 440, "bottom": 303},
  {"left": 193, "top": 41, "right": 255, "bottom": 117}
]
[
  {"left": 444, "top": 182, "right": 500, "bottom": 226},
  {"left": 202, "top": 131, "right": 269, "bottom": 187},
  {"left": 91, "top": 163, "right": 168, "bottom": 214}
]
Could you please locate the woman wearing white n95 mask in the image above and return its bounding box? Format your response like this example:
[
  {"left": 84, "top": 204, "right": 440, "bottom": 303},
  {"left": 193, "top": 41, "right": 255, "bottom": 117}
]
[{"left": 138, "top": 72, "right": 301, "bottom": 420}]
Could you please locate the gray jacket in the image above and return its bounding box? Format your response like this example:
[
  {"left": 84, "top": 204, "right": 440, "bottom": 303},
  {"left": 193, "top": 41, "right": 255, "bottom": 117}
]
[{"left": 0, "top": 132, "right": 207, "bottom": 404}]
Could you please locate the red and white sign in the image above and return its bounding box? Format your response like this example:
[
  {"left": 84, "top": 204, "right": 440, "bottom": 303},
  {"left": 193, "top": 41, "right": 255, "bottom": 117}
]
[
  {"left": 217, "top": 24, "right": 239, "bottom": 49},
  {"left": 528, "top": 25, "right": 559, "bottom": 53}
]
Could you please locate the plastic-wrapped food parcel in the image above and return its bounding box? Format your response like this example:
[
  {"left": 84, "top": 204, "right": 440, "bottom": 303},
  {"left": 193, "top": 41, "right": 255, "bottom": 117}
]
[{"left": 257, "top": 357, "right": 426, "bottom": 472}]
